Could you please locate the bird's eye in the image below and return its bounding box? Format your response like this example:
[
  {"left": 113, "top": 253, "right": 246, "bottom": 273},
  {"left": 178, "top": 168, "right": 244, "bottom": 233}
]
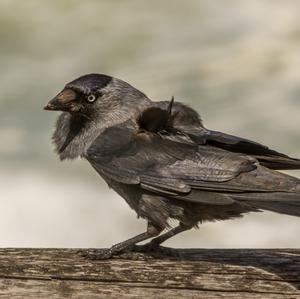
[{"left": 87, "top": 94, "right": 97, "bottom": 103}]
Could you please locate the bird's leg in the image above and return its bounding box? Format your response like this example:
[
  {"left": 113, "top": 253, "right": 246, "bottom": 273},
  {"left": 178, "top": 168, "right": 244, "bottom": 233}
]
[
  {"left": 150, "top": 223, "right": 192, "bottom": 247},
  {"left": 84, "top": 222, "right": 162, "bottom": 260},
  {"left": 133, "top": 223, "right": 193, "bottom": 253}
]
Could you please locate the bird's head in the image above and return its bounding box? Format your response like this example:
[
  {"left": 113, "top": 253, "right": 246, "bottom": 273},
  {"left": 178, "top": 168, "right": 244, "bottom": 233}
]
[{"left": 44, "top": 73, "right": 150, "bottom": 120}]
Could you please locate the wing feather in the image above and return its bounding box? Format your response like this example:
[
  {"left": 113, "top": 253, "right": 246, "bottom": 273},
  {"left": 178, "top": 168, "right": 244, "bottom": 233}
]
[
  {"left": 185, "top": 127, "right": 300, "bottom": 170},
  {"left": 86, "top": 121, "right": 263, "bottom": 206}
]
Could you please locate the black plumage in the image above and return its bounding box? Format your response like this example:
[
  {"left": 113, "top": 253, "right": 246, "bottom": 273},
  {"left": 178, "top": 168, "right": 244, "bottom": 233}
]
[
  {"left": 66, "top": 73, "right": 112, "bottom": 95},
  {"left": 45, "top": 73, "right": 300, "bottom": 259},
  {"left": 137, "top": 97, "right": 174, "bottom": 133}
]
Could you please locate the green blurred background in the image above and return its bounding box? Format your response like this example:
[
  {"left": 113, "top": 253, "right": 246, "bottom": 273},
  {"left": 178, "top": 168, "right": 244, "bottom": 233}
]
[{"left": 0, "top": 0, "right": 299, "bottom": 248}]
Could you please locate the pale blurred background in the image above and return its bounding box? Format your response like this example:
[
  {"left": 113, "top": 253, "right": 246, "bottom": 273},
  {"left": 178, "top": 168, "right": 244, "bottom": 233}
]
[{"left": 0, "top": 0, "right": 299, "bottom": 248}]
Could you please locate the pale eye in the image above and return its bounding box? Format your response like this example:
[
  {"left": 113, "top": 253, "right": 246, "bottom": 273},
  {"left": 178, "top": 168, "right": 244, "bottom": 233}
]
[{"left": 87, "top": 94, "right": 96, "bottom": 103}]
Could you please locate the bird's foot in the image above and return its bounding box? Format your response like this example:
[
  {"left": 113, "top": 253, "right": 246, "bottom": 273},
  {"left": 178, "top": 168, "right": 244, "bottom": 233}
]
[
  {"left": 80, "top": 244, "right": 131, "bottom": 260},
  {"left": 81, "top": 248, "right": 114, "bottom": 260},
  {"left": 80, "top": 241, "right": 180, "bottom": 260}
]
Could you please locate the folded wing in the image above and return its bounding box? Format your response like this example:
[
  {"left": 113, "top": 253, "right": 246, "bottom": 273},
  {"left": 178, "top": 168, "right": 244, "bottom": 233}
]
[
  {"left": 180, "top": 126, "right": 300, "bottom": 170},
  {"left": 86, "top": 119, "right": 299, "bottom": 207}
]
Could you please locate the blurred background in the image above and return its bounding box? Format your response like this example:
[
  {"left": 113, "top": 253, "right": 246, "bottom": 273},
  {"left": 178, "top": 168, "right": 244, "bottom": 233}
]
[{"left": 0, "top": 0, "right": 299, "bottom": 248}]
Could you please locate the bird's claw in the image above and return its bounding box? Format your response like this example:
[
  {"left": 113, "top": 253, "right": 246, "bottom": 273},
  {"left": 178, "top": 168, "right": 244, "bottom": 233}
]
[
  {"left": 80, "top": 241, "right": 180, "bottom": 260},
  {"left": 81, "top": 248, "right": 115, "bottom": 260}
]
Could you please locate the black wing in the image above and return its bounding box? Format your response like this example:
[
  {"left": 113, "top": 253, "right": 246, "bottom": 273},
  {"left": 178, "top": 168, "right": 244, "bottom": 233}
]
[
  {"left": 86, "top": 119, "right": 300, "bottom": 208},
  {"left": 155, "top": 100, "right": 300, "bottom": 170},
  {"left": 184, "top": 127, "right": 300, "bottom": 170}
]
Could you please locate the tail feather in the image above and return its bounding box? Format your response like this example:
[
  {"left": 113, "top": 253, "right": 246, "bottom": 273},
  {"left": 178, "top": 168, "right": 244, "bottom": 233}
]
[
  {"left": 256, "top": 156, "right": 300, "bottom": 170},
  {"left": 232, "top": 192, "right": 300, "bottom": 217},
  {"left": 250, "top": 201, "right": 300, "bottom": 217}
]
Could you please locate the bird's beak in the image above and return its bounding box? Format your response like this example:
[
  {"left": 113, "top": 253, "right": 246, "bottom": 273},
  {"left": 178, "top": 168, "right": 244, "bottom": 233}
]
[{"left": 44, "top": 88, "right": 77, "bottom": 111}]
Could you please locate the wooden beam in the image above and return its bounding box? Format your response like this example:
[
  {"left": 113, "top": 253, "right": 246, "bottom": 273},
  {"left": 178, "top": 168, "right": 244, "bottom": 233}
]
[{"left": 0, "top": 248, "right": 299, "bottom": 298}]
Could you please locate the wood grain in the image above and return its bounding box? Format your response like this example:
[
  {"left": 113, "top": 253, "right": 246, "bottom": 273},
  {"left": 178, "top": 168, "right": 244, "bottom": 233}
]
[{"left": 0, "top": 248, "right": 299, "bottom": 298}]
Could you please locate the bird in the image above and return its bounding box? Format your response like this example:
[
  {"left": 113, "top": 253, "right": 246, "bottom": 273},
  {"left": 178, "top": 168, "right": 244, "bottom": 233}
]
[{"left": 44, "top": 73, "right": 300, "bottom": 259}]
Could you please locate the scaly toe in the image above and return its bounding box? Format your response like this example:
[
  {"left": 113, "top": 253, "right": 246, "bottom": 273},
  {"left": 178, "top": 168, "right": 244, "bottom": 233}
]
[{"left": 81, "top": 248, "right": 113, "bottom": 260}]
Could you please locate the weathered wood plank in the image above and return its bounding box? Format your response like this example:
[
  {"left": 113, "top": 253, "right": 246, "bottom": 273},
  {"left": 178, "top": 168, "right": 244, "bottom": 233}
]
[
  {"left": 1, "top": 280, "right": 300, "bottom": 299},
  {"left": 0, "top": 248, "right": 299, "bottom": 298}
]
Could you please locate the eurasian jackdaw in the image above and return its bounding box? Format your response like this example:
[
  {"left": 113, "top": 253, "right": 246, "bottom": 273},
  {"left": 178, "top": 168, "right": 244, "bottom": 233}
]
[{"left": 44, "top": 73, "right": 300, "bottom": 259}]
